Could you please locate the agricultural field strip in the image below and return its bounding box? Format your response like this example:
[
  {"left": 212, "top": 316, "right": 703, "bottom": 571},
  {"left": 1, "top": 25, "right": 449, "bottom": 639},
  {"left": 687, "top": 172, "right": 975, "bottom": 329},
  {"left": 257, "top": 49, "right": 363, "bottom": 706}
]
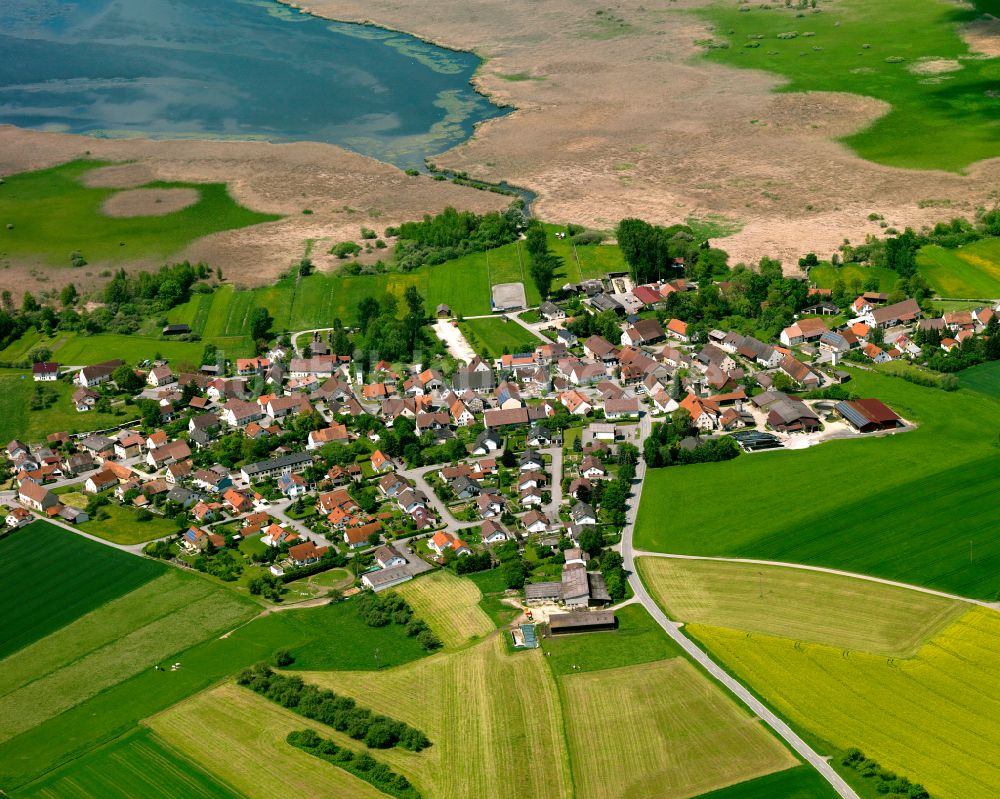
[
  {"left": 690, "top": 607, "right": 1000, "bottom": 799},
  {"left": 0, "top": 572, "right": 212, "bottom": 698},
  {"left": 293, "top": 636, "right": 572, "bottom": 799},
  {"left": 637, "top": 556, "right": 973, "bottom": 657},
  {"left": 148, "top": 683, "right": 386, "bottom": 799},
  {"left": 0, "top": 586, "right": 254, "bottom": 743},
  {"left": 562, "top": 660, "right": 796, "bottom": 799},
  {"left": 393, "top": 571, "right": 494, "bottom": 648}
]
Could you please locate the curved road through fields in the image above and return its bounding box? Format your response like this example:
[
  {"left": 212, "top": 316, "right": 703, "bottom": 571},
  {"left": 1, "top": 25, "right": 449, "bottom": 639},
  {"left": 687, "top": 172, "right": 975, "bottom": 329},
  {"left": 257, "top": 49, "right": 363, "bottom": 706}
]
[{"left": 620, "top": 412, "right": 860, "bottom": 799}]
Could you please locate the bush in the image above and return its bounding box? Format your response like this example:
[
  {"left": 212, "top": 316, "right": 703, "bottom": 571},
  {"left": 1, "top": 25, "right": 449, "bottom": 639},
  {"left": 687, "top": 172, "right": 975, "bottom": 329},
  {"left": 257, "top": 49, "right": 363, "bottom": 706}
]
[
  {"left": 288, "top": 730, "right": 421, "bottom": 799},
  {"left": 273, "top": 649, "right": 295, "bottom": 667},
  {"left": 570, "top": 230, "right": 605, "bottom": 246},
  {"left": 331, "top": 241, "right": 362, "bottom": 258}
]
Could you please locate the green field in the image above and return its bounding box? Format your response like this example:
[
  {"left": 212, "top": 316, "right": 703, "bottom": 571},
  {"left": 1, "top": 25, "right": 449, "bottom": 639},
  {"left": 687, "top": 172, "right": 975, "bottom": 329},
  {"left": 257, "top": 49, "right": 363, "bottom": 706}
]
[
  {"left": 699, "top": 0, "right": 1000, "bottom": 171},
  {"left": 541, "top": 603, "right": 683, "bottom": 675},
  {"left": 393, "top": 570, "right": 494, "bottom": 648},
  {"left": 693, "top": 766, "right": 839, "bottom": 799},
  {"left": 459, "top": 316, "right": 540, "bottom": 357},
  {"left": 0, "top": 160, "right": 280, "bottom": 265},
  {"left": 79, "top": 503, "right": 179, "bottom": 545},
  {"left": 0, "top": 522, "right": 164, "bottom": 658},
  {"left": 639, "top": 558, "right": 966, "bottom": 657},
  {"left": 635, "top": 369, "right": 1000, "bottom": 599},
  {"left": 959, "top": 358, "right": 1000, "bottom": 398},
  {"left": 561, "top": 659, "right": 797, "bottom": 799},
  {"left": 691, "top": 607, "right": 1000, "bottom": 799},
  {"left": 0, "top": 570, "right": 255, "bottom": 745},
  {"left": 14, "top": 728, "right": 241, "bottom": 799},
  {"left": 148, "top": 684, "right": 388, "bottom": 799},
  {"left": 0, "top": 376, "right": 140, "bottom": 443},
  {"left": 807, "top": 264, "right": 899, "bottom": 293},
  {"left": 917, "top": 238, "right": 1000, "bottom": 298}
]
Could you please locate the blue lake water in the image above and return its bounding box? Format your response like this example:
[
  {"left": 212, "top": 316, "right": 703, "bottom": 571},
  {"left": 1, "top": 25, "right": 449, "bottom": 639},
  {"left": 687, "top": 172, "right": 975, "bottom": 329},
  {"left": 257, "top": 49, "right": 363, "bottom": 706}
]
[{"left": 0, "top": 0, "right": 507, "bottom": 170}]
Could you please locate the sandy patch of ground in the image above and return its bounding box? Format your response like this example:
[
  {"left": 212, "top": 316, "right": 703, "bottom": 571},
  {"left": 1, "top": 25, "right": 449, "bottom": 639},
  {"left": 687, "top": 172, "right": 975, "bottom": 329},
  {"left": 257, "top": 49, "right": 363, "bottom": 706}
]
[
  {"left": 287, "top": 0, "right": 1000, "bottom": 273},
  {"left": 0, "top": 126, "right": 509, "bottom": 294},
  {"left": 962, "top": 16, "right": 1000, "bottom": 58},
  {"left": 80, "top": 163, "right": 156, "bottom": 188},
  {"left": 101, "top": 188, "right": 200, "bottom": 217},
  {"left": 908, "top": 58, "right": 963, "bottom": 75},
  {"left": 433, "top": 319, "right": 476, "bottom": 363}
]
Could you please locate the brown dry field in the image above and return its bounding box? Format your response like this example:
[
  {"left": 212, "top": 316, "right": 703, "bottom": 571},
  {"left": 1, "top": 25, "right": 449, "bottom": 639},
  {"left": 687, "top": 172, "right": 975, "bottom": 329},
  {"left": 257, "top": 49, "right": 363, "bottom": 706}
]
[
  {"left": 286, "top": 0, "right": 1000, "bottom": 272},
  {"left": 0, "top": 127, "right": 509, "bottom": 294},
  {"left": 101, "top": 188, "right": 200, "bottom": 217}
]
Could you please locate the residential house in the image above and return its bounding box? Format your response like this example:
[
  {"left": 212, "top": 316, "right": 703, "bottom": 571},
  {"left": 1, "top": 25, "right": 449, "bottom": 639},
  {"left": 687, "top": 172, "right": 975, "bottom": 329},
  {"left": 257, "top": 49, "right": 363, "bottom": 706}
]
[
  {"left": 277, "top": 473, "right": 309, "bottom": 498},
  {"left": 583, "top": 336, "right": 618, "bottom": 364},
  {"left": 223, "top": 488, "right": 254, "bottom": 514},
  {"left": 865, "top": 298, "right": 922, "bottom": 329},
  {"left": 288, "top": 541, "right": 328, "bottom": 567},
  {"left": 428, "top": 531, "right": 471, "bottom": 557},
  {"left": 579, "top": 456, "right": 607, "bottom": 480},
  {"left": 539, "top": 301, "right": 566, "bottom": 320},
  {"left": 862, "top": 343, "right": 891, "bottom": 363},
  {"left": 680, "top": 393, "right": 720, "bottom": 431},
  {"left": 345, "top": 521, "right": 382, "bottom": 549},
  {"left": 307, "top": 425, "right": 349, "bottom": 450},
  {"left": 147, "top": 365, "right": 174, "bottom": 387},
  {"left": 72, "top": 387, "right": 99, "bottom": 412},
  {"left": 621, "top": 319, "right": 665, "bottom": 347},
  {"left": 780, "top": 318, "right": 829, "bottom": 346},
  {"left": 604, "top": 397, "right": 640, "bottom": 419},
  {"left": 222, "top": 399, "right": 264, "bottom": 428},
  {"left": 472, "top": 429, "right": 502, "bottom": 455},
  {"left": 374, "top": 546, "right": 407, "bottom": 569},
  {"left": 18, "top": 481, "right": 57, "bottom": 512},
  {"left": 6, "top": 507, "right": 33, "bottom": 528},
  {"left": 560, "top": 390, "right": 592, "bottom": 416},
  {"left": 114, "top": 434, "right": 145, "bottom": 460},
  {"left": 665, "top": 319, "right": 689, "bottom": 342},
  {"left": 31, "top": 362, "right": 60, "bottom": 382},
  {"left": 520, "top": 510, "right": 550, "bottom": 534},
  {"left": 780, "top": 355, "right": 822, "bottom": 389},
  {"left": 370, "top": 450, "right": 393, "bottom": 473},
  {"left": 570, "top": 502, "right": 597, "bottom": 526},
  {"left": 240, "top": 452, "right": 312, "bottom": 483},
  {"left": 76, "top": 359, "right": 123, "bottom": 387},
  {"left": 449, "top": 475, "right": 481, "bottom": 500},
  {"left": 481, "top": 519, "right": 513, "bottom": 543}
]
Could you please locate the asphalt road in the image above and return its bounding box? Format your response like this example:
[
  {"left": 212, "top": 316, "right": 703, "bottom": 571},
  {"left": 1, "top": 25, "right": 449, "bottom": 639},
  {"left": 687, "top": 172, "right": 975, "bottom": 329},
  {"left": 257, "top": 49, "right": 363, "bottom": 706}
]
[{"left": 618, "top": 412, "right": 861, "bottom": 799}]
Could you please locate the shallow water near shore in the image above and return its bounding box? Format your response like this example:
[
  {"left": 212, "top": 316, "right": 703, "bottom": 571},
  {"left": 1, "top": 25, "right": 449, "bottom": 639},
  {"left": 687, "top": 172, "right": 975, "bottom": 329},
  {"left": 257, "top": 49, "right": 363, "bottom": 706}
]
[{"left": 0, "top": 0, "right": 507, "bottom": 170}]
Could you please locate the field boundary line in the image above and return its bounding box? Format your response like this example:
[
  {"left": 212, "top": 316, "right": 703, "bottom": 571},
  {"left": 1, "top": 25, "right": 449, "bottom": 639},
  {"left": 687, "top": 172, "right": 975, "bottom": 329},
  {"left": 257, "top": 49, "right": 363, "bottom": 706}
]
[{"left": 632, "top": 551, "right": 1000, "bottom": 610}]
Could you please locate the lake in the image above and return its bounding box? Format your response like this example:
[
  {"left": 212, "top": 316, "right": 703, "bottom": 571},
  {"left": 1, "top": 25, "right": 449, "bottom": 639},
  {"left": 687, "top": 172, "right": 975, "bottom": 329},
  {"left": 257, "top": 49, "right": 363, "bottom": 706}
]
[{"left": 0, "top": 0, "right": 507, "bottom": 170}]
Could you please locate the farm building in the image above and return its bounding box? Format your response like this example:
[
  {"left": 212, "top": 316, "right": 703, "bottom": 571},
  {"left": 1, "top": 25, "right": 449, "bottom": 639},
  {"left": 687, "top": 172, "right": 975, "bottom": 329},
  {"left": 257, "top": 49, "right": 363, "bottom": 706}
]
[
  {"left": 362, "top": 565, "right": 413, "bottom": 592},
  {"left": 548, "top": 611, "right": 618, "bottom": 635},
  {"left": 835, "top": 399, "right": 904, "bottom": 433}
]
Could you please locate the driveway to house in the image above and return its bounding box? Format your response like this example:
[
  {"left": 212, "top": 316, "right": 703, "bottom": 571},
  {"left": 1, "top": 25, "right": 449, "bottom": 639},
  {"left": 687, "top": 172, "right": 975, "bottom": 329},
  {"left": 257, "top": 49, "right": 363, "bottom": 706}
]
[
  {"left": 616, "top": 413, "right": 860, "bottom": 799},
  {"left": 291, "top": 328, "right": 334, "bottom": 354},
  {"left": 432, "top": 319, "right": 477, "bottom": 363},
  {"left": 504, "top": 312, "right": 549, "bottom": 343},
  {"left": 397, "top": 463, "right": 484, "bottom": 532}
]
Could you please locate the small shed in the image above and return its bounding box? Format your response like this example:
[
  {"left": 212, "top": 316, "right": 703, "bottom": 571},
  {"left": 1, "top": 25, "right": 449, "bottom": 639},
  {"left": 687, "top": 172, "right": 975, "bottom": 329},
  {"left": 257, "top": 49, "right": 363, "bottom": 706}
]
[
  {"left": 163, "top": 324, "right": 191, "bottom": 336},
  {"left": 436, "top": 303, "right": 451, "bottom": 317}
]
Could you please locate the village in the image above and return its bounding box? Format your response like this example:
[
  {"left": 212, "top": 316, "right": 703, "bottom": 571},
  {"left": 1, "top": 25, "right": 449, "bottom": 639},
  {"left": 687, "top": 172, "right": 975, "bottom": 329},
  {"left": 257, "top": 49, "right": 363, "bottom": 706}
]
[{"left": 4, "top": 272, "right": 998, "bottom": 644}]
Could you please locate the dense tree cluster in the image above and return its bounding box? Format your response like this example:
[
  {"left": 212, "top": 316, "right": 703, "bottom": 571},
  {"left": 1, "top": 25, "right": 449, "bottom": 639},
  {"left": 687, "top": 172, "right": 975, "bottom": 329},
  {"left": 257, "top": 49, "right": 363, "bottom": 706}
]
[
  {"left": 288, "top": 729, "right": 420, "bottom": 799},
  {"left": 236, "top": 663, "right": 431, "bottom": 751},
  {"left": 616, "top": 218, "right": 728, "bottom": 285},
  {"left": 354, "top": 591, "right": 442, "bottom": 651},
  {"left": 354, "top": 287, "right": 430, "bottom": 363},
  {"left": 390, "top": 206, "right": 523, "bottom": 271},
  {"left": 643, "top": 409, "right": 740, "bottom": 468},
  {"left": 525, "top": 220, "right": 560, "bottom": 300}
]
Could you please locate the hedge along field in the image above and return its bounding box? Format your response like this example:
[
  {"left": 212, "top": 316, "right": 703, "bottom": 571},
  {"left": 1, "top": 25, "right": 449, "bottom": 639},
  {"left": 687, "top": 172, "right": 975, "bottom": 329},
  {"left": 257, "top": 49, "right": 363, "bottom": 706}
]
[
  {"left": 0, "top": 160, "right": 280, "bottom": 265},
  {"left": 561, "top": 659, "right": 797, "bottom": 799},
  {"left": 638, "top": 558, "right": 966, "bottom": 657},
  {"left": 916, "top": 238, "right": 1000, "bottom": 298},
  {"left": 689, "top": 607, "right": 1000, "bottom": 799},
  {"left": 296, "top": 636, "right": 573, "bottom": 799},
  {"left": 14, "top": 727, "right": 242, "bottom": 799},
  {"left": 147, "top": 684, "right": 388, "bottom": 799},
  {"left": 392, "top": 570, "right": 494, "bottom": 649},
  {"left": 699, "top": 0, "right": 1000, "bottom": 171},
  {"left": 0, "top": 522, "right": 164, "bottom": 658},
  {"left": 635, "top": 369, "right": 1000, "bottom": 599}
]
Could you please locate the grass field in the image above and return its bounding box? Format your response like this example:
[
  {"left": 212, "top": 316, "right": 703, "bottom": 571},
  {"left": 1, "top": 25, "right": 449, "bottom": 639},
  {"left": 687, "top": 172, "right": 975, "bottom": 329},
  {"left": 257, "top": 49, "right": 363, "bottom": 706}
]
[
  {"left": 807, "top": 264, "right": 899, "bottom": 293},
  {"left": 690, "top": 607, "right": 1000, "bottom": 799},
  {"left": 458, "top": 316, "right": 540, "bottom": 358},
  {"left": 693, "top": 766, "right": 839, "bottom": 799},
  {"left": 638, "top": 558, "right": 966, "bottom": 657},
  {"left": 562, "top": 659, "right": 796, "bottom": 799},
  {"left": 541, "top": 603, "right": 683, "bottom": 675},
  {"left": 0, "top": 522, "right": 164, "bottom": 658},
  {"left": 148, "top": 683, "right": 386, "bottom": 799},
  {"left": 699, "top": 0, "right": 1000, "bottom": 171},
  {"left": 79, "top": 503, "right": 179, "bottom": 545},
  {"left": 959, "top": 358, "right": 1000, "bottom": 398},
  {"left": 0, "top": 160, "right": 279, "bottom": 265},
  {"left": 393, "top": 570, "right": 494, "bottom": 648},
  {"left": 0, "top": 570, "right": 256, "bottom": 744},
  {"left": 917, "top": 239, "right": 1000, "bottom": 298},
  {"left": 635, "top": 369, "right": 1000, "bottom": 599},
  {"left": 297, "top": 636, "right": 573, "bottom": 799},
  {"left": 0, "top": 376, "right": 139, "bottom": 443},
  {"left": 14, "top": 728, "right": 241, "bottom": 799}
]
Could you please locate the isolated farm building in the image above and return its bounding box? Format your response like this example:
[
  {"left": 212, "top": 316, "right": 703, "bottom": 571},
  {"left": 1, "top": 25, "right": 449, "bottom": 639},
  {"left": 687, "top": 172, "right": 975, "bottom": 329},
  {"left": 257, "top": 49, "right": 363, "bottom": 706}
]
[
  {"left": 31, "top": 362, "right": 60, "bottom": 382},
  {"left": 436, "top": 303, "right": 451, "bottom": 317},
  {"left": 835, "top": 399, "right": 904, "bottom": 433},
  {"left": 548, "top": 611, "right": 618, "bottom": 635},
  {"left": 760, "top": 395, "right": 820, "bottom": 434},
  {"left": 162, "top": 324, "right": 191, "bottom": 336}
]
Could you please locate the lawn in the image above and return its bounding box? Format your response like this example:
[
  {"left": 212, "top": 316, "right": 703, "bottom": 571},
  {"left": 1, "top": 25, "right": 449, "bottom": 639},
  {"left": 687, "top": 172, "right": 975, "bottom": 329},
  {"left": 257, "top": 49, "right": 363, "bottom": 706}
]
[
  {"left": 690, "top": 607, "right": 1000, "bottom": 799},
  {"left": 0, "top": 160, "right": 280, "bottom": 265},
  {"left": 561, "top": 659, "right": 797, "bottom": 799},
  {"left": 638, "top": 558, "right": 966, "bottom": 657},
  {"left": 634, "top": 369, "right": 1000, "bottom": 599},
  {"left": 0, "top": 376, "right": 139, "bottom": 443},
  {"left": 0, "top": 570, "right": 255, "bottom": 745},
  {"left": 147, "top": 683, "right": 388, "bottom": 799},
  {"left": 393, "top": 569, "right": 494, "bottom": 648},
  {"left": 80, "top": 503, "right": 179, "bottom": 545},
  {"left": 959, "top": 358, "right": 1000, "bottom": 399},
  {"left": 916, "top": 238, "right": 1000, "bottom": 298},
  {"left": 13, "top": 727, "right": 241, "bottom": 799},
  {"left": 0, "top": 522, "right": 164, "bottom": 658},
  {"left": 541, "top": 603, "right": 683, "bottom": 675},
  {"left": 698, "top": 0, "right": 1000, "bottom": 171},
  {"left": 693, "top": 766, "right": 839, "bottom": 799},
  {"left": 297, "top": 636, "right": 573, "bottom": 799},
  {"left": 459, "top": 316, "right": 540, "bottom": 358}
]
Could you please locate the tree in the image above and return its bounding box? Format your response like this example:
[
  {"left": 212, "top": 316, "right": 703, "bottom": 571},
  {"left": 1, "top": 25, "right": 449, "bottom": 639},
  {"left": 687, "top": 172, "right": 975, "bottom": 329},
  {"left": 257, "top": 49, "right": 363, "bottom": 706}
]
[
  {"left": 22, "top": 292, "right": 39, "bottom": 313},
  {"left": 60, "top": 283, "right": 79, "bottom": 307},
  {"left": 298, "top": 257, "right": 314, "bottom": 277},
  {"left": 248, "top": 307, "right": 272, "bottom": 342},
  {"left": 501, "top": 559, "right": 526, "bottom": 589},
  {"left": 358, "top": 297, "right": 381, "bottom": 330},
  {"left": 112, "top": 364, "right": 145, "bottom": 394}
]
